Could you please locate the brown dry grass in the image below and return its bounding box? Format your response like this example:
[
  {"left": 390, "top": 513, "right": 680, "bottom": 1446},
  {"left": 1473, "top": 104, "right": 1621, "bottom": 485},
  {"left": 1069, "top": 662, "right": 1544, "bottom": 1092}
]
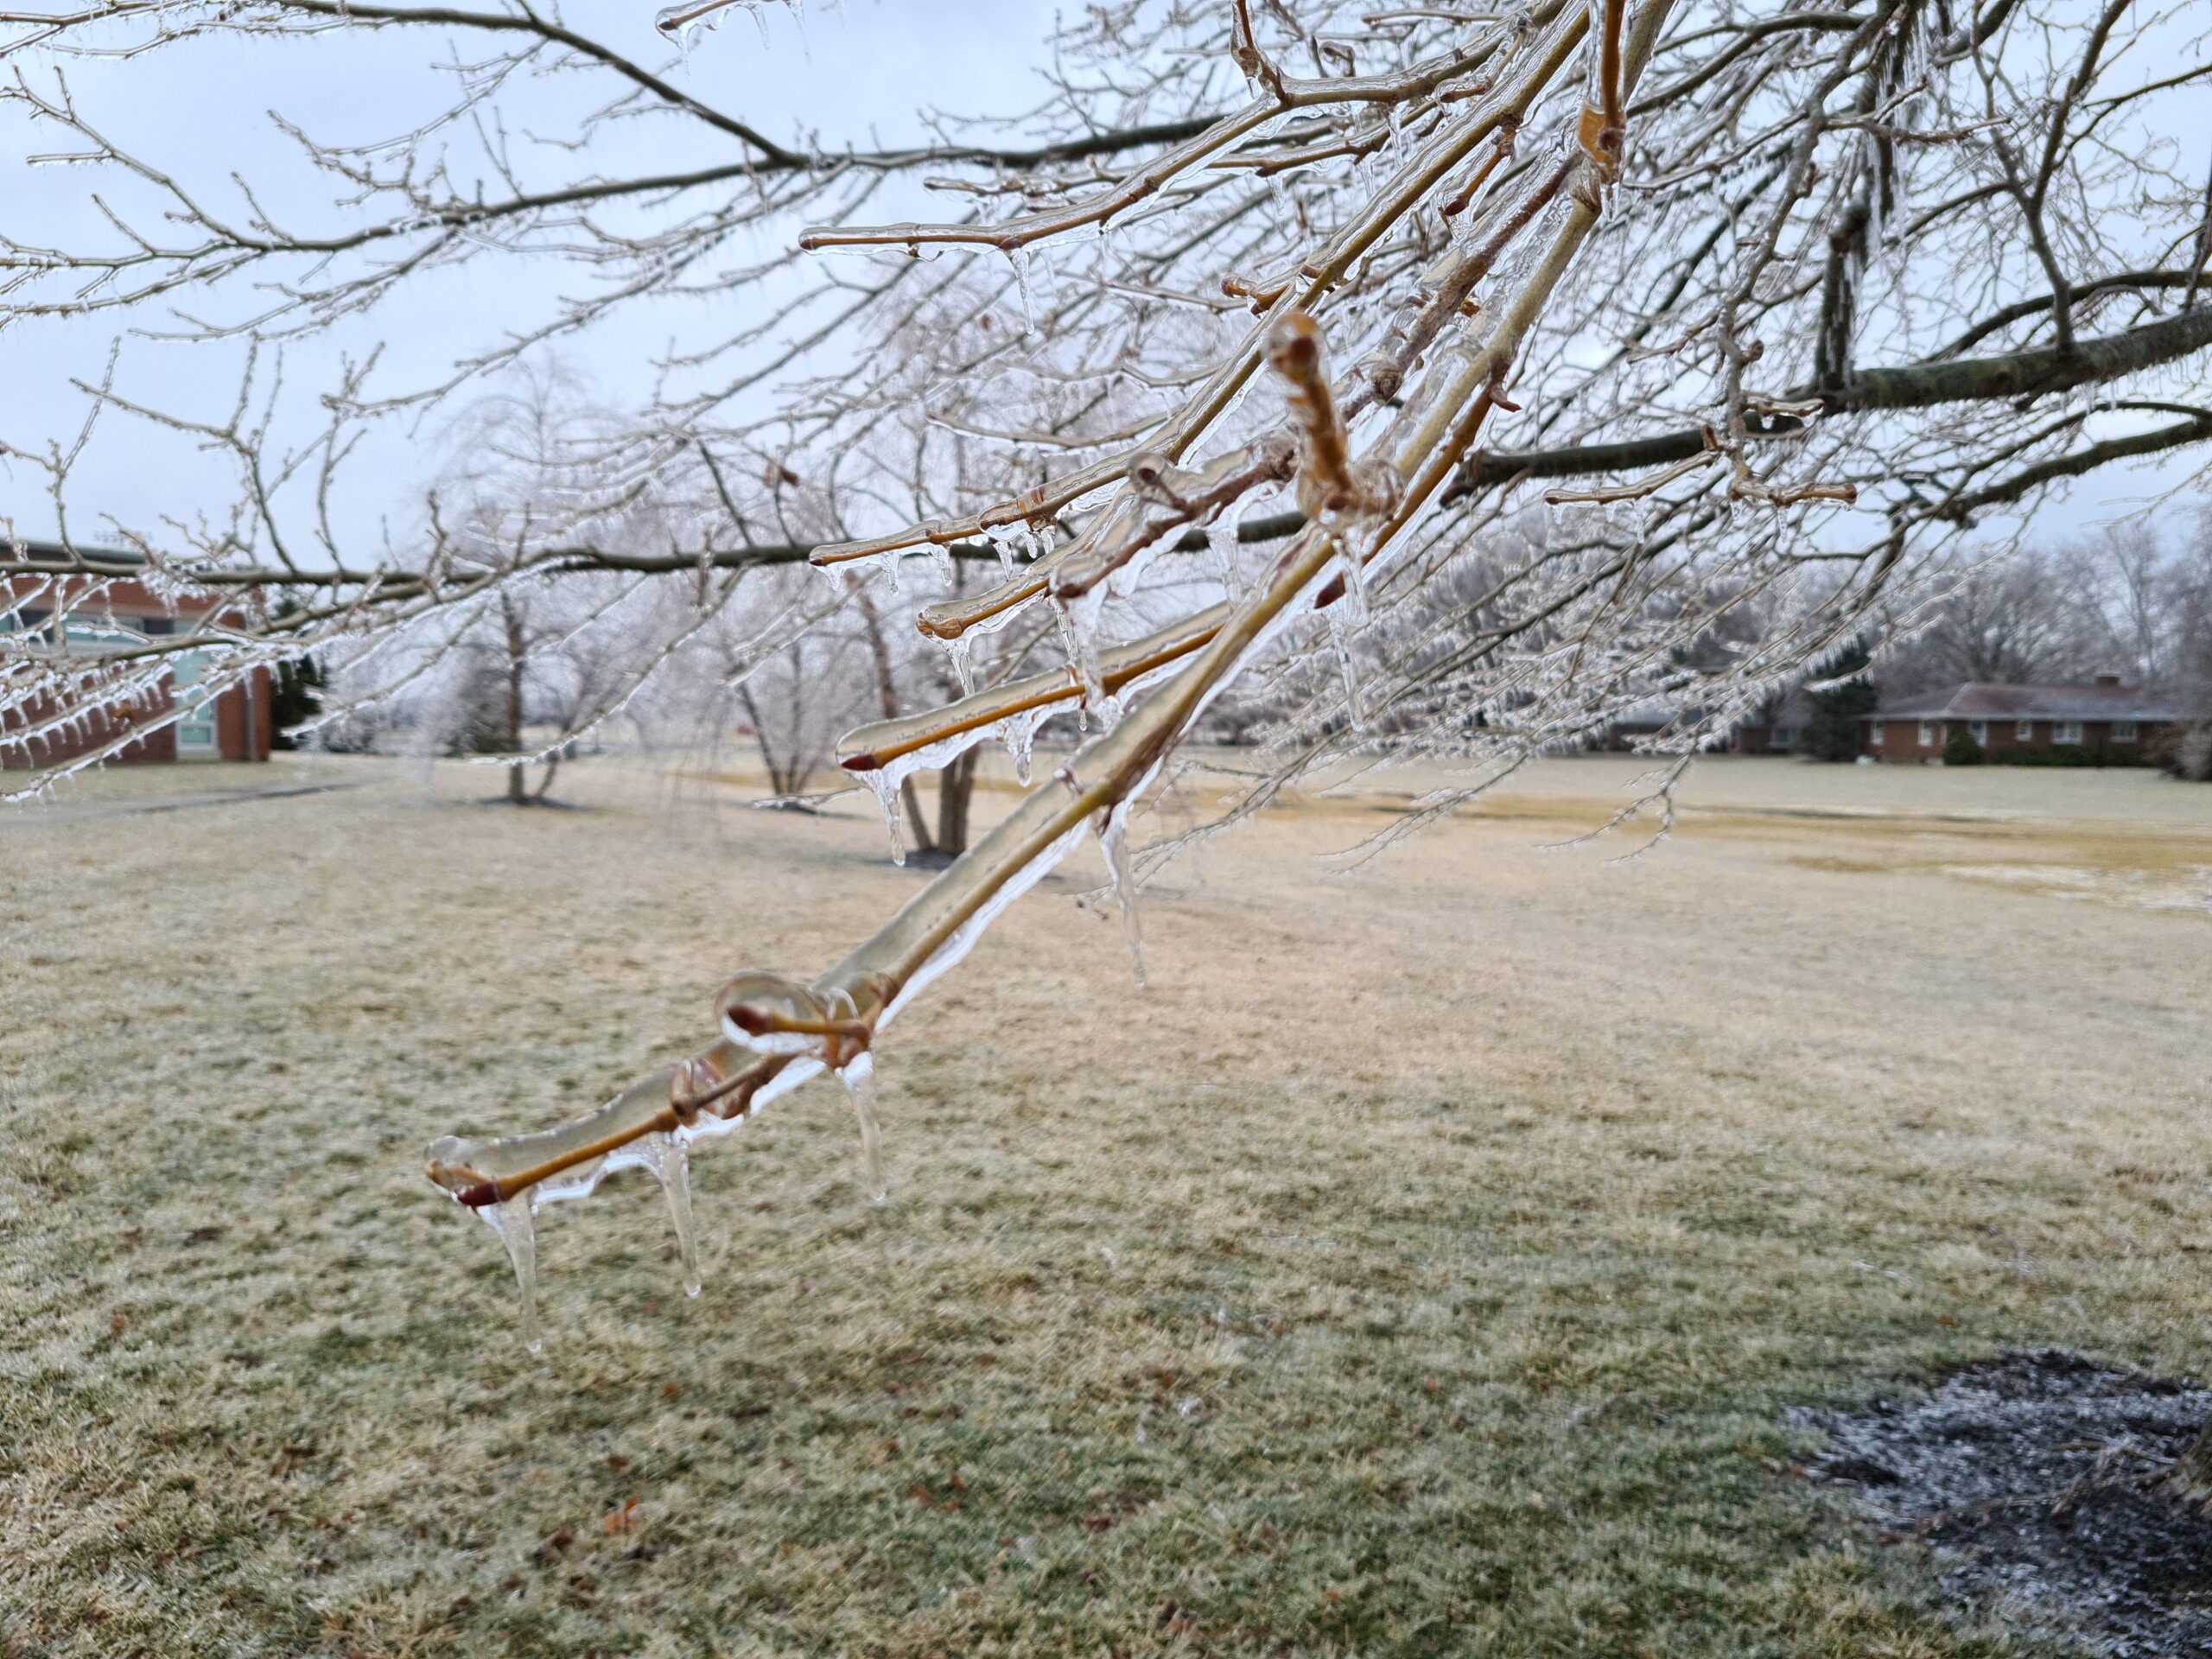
[{"left": 3, "top": 750, "right": 2207, "bottom": 1656}]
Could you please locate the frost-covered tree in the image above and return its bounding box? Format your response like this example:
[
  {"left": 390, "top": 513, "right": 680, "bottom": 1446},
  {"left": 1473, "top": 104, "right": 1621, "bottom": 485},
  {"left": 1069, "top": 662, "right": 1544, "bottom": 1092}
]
[
  {"left": 1796, "top": 638, "right": 1879, "bottom": 760},
  {"left": 4, "top": 2, "right": 2211, "bottom": 1348},
  {"left": 1872, "top": 526, "right": 2212, "bottom": 694}
]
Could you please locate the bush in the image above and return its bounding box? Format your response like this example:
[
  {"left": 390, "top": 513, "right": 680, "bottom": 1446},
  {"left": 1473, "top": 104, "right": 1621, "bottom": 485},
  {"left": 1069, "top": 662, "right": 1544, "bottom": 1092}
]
[
  {"left": 1942, "top": 729, "right": 1984, "bottom": 766},
  {"left": 1987, "top": 743, "right": 2152, "bottom": 768},
  {"left": 269, "top": 654, "right": 323, "bottom": 750},
  {"left": 2152, "top": 721, "right": 2212, "bottom": 781}
]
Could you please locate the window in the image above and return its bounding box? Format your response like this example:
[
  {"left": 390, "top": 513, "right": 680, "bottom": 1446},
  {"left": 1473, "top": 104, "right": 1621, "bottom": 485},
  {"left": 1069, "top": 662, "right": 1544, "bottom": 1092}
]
[
  {"left": 1869, "top": 721, "right": 1885, "bottom": 746},
  {"left": 139, "top": 615, "right": 174, "bottom": 636},
  {"left": 2054, "top": 721, "right": 2082, "bottom": 744},
  {"left": 1918, "top": 721, "right": 1935, "bottom": 747},
  {"left": 2016, "top": 720, "right": 2034, "bottom": 741},
  {"left": 2112, "top": 721, "right": 2138, "bottom": 742},
  {"left": 1969, "top": 721, "right": 1987, "bottom": 745}
]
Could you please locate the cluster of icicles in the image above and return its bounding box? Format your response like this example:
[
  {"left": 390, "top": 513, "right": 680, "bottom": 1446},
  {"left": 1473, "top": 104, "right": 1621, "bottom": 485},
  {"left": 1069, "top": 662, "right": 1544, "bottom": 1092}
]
[
  {"left": 425, "top": 791, "right": 1143, "bottom": 1351},
  {"left": 652, "top": 0, "right": 791, "bottom": 52},
  {"left": 426, "top": 972, "right": 894, "bottom": 1354}
]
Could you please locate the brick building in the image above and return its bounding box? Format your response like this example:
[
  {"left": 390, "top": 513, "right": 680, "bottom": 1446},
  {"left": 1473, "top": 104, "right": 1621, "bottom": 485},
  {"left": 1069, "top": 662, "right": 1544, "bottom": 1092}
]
[
  {"left": 1858, "top": 678, "right": 2177, "bottom": 764},
  {"left": 3, "top": 544, "right": 272, "bottom": 770}
]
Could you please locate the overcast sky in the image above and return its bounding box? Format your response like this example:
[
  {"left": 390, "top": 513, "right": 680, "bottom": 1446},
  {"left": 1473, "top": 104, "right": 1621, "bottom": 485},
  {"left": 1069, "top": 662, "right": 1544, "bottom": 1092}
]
[
  {"left": 1, "top": 0, "right": 1069, "bottom": 547},
  {"left": 3, "top": 1, "right": 2205, "bottom": 552}
]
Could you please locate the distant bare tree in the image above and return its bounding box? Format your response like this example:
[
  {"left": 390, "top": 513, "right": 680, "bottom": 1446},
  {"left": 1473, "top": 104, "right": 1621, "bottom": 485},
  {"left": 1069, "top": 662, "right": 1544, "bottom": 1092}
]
[
  {"left": 730, "top": 609, "right": 873, "bottom": 800},
  {"left": 2154, "top": 511, "right": 2212, "bottom": 778},
  {"left": 1883, "top": 524, "right": 2211, "bottom": 696},
  {"left": 1903, "top": 547, "right": 2085, "bottom": 685}
]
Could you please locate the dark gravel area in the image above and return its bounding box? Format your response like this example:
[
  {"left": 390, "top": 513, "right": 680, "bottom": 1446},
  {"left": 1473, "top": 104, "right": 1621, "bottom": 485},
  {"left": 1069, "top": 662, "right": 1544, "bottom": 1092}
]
[{"left": 1802, "top": 1351, "right": 2212, "bottom": 1656}]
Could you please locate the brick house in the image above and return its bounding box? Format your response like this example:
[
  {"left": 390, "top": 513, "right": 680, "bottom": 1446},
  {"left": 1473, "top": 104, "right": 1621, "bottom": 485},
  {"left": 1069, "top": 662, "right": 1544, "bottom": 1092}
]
[
  {"left": 2, "top": 543, "right": 273, "bottom": 770},
  {"left": 1858, "top": 677, "right": 2178, "bottom": 764}
]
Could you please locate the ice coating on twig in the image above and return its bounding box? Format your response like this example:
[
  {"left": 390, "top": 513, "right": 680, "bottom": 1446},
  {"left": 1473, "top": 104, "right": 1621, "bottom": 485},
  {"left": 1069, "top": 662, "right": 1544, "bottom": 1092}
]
[
  {"left": 879, "top": 814, "right": 1094, "bottom": 1025},
  {"left": 837, "top": 605, "right": 1228, "bottom": 797},
  {"left": 1577, "top": 0, "right": 1627, "bottom": 187}
]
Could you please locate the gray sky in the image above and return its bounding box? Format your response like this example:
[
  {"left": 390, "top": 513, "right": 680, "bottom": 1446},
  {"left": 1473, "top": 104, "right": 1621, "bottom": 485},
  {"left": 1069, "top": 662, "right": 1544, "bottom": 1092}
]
[
  {"left": 2, "top": 0, "right": 1067, "bottom": 546},
  {"left": 3, "top": 1, "right": 2205, "bottom": 552}
]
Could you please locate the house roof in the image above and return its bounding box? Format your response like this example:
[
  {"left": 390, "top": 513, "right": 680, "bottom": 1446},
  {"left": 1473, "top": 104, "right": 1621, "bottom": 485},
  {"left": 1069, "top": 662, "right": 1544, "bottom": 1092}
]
[
  {"left": 4, "top": 541, "right": 244, "bottom": 622},
  {"left": 5, "top": 537, "right": 145, "bottom": 565},
  {"left": 1867, "top": 682, "right": 2181, "bottom": 721}
]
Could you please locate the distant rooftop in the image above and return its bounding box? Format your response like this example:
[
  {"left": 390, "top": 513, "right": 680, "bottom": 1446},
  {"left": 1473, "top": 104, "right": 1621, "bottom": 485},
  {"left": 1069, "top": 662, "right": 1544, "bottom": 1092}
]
[
  {"left": 1869, "top": 681, "right": 2182, "bottom": 722},
  {"left": 4, "top": 537, "right": 144, "bottom": 569}
]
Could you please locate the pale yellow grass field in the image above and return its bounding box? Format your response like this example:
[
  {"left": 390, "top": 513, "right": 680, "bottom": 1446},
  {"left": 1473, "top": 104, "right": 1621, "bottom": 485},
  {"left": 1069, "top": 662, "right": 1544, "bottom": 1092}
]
[{"left": 2, "top": 750, "right": 2206, "bottom": 1656}]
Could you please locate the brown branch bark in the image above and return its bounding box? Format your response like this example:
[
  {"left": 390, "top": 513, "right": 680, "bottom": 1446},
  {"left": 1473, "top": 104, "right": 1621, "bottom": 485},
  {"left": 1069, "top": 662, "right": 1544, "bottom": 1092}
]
[
  {"left": 1448, "top": 302, "right": 2212, "bottom": 494},
  {"left": 1937, "top": 409, "right": 2212, "bottom": 520}
]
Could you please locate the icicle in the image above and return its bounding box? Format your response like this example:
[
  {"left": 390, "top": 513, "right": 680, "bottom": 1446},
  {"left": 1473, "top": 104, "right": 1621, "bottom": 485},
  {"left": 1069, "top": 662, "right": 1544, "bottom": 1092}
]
[
  {"left": 1052, "top": 589, "right": 1120, "bottom": 728},
  {"left": 861, "top": 767, "right": 906, "bottom": 865},
  {"left": 1001, "top": 705, "right": 1039, "bottom": 785},
  {"left": 1206, "top": 507, "right": 1244, "bottom": 597},
  {"left": 945, "top": 631, "right": 976, "bottom": 696},
  {"left": 1050, "top": 603, "right": 1090, "bottom": 732},
  {"left": 653, "top": 0, "right": 774, "bottom": 48},
  {"left": 480, "top": 1195, "right": 543, "bottom": 1354},
  {"left": 1097, "top": 801, "right": 1146, "bottom": 988},
  {"left": 1336, "top": 541, "right": 1369, "bottom": 628},
  {"left": 638, "top": 1132, "right": 702, "bottom": 1298},
  {"left": 839, "top": 1050, "right": 887, "bottom": 1203},
  {"left": 1006, "top": 245, "right": 1039, "bottom": 340},
  {"left": 1327, "top": 601, "right": 1363, "bottom": 728}
]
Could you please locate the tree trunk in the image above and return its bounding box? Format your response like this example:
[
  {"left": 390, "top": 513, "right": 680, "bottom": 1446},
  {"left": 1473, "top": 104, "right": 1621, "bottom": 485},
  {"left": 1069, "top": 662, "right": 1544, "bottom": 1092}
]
[
  {"left": 850, "top": 577, "right": 938, "bottom": 855},
  {"left": 736, "top": 683, "right": 794, "bottom": 798},
  {"left": 503, "top": 594, "right": 528, "bottom": 805},
  {"left": 934, "top": 747, "right": 978, "bottom": 856}
]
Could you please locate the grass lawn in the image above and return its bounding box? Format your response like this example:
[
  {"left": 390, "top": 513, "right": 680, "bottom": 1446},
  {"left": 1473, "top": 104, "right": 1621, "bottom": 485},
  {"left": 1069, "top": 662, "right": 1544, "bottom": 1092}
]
[{"left": 3, "top": 750, "right": 2207, "bottom": 1656}]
